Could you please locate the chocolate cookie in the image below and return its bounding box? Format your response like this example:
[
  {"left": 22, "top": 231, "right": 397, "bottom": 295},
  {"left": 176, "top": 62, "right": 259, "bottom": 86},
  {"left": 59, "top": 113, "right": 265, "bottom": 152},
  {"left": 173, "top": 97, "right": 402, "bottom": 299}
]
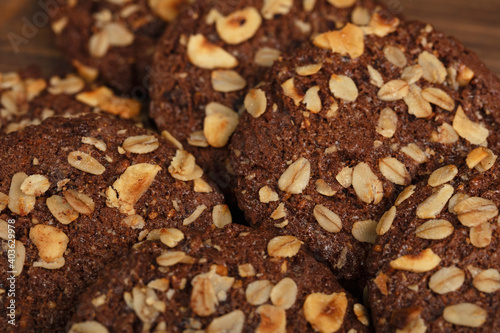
[
  {"left": 367, "top": 153, "right": 500, "bottom": 332},
  {"left": 0, "top": 114, "right": 225, "bottom": 332},
  {"left": 69, "top": 224, "right": 370, "bottom": 332},
  {"left": 149, "top": 0, "right": 385, "bottom": 191},
  {"left": 49, "top": 0, "right": 186, "bottom": 93},
  {"left": 229, "top": 20, "right": 500, "bottom": 279},
  {"left": 0, "top": 69, "right": 141, "bottom": 134}
]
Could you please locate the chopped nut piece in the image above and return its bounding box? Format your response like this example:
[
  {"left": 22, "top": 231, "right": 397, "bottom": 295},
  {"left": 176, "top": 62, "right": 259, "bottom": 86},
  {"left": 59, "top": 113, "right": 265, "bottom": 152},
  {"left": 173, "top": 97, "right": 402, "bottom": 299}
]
[
  {"left": 416, "top": 184, "right": 454, "bottom": 219},
  {"left": 259, "top": 186, "right": 279, "bottom": 203},
  {"left": 352, "top": 220, "right": 378, "bottom": 244},
  {"left": 367, "top": 65, "right": 384, "bottom": 88},
  {"left": 216, "top": 7, "right": 262, "bottom": 44},
  {"left": 122, "top": 135, "right": 159, "bottom": 154},
  {"left": 20, "top": 174, "right": 50, "bottom": 196},
  {"left": 106, "top": 163, "right": 161, "bottom": 215},
  {"left": 313, "top": 23, "right": 364, "bottom": 59},
  {"left": 401, "top": 65, "right": 423, "bottom": 84},
  {"left": 354, "top": 303, "right": 369, "bottom": 326},
  {"left": 121, "top": 214, "right": 145, "bottom": 229},
  {"left": 466, "top": 147, "right": 490, "bottom": 169},
  {"left": 376, "top": 108, "right": 398, "bottom": 138},
  {"left": 352, "top": 162, "right": 383, "bottom": 204},
  {"left": 303, "top": 292, "right": 347, "bottom": 333},
  {"left": 156, "top": 251, "right": 186, "bottom": 267},
  {"left": 168, "top": 150, "right": 203, "bottom": 181},
  {"left": 378, "top": 80, "right": 409, "bottom": 101},
  {"left": 281, "top": 78, "right": 304, "bottom": 105},
  {"left": 418, "top": 51, "right": 447, "bottom": 84},
  {"left": 428, "top": 165, "right": 458, "bottom": 187},
  {"left": 278, "top": 157, "right": 311, "bottom": 194},
  {"left": 429, "top": 266, "right": 465, "bottom": 294},
  {"left": 33, "top": 257, "right": 65, "bottom": 269},
  {"left": 395, "top": 316, "right": 426, "bottom": 333},
  {"left": 336, "top": 166, "right": 353, "bottom": 188},
  {"left": 395, "top": 185, "right": 416, "bottom": 206},
  {"left": 89, "top": 30, "right": 110, "bottom": 58},
  {"left": 376, "top": 206, "right": 396, "bottom": 235},
  {"left": 329, "top": 74, "right": 358, "bottom": 102},
  {"left": 443, "top": 303, "right": 487, "bottom": 328},
  {"left": 238, "top": 263, "right": 256, "bottom": 277},
  {"left": 470, "top": 222, "right": 492, "bottom": 248},
  {"left": 72, "top": 60, "right": 99, "bottom": 83},
  {"left": 303, "top": 86, "right": 322, "bottom": 113},
  {"left": 211, "top": 70, "right": 247, "bottom": 92},
  {"left": 401, "top": 143, "right": 428, "bottom": 163},
  {"left": 246, "top": 280, "right": 273, "bottom": 305},
  {"left": 213, "top": 204, "right": 232, "bottom": 228},
  {"left": 457, "top": 64, "right": 475, "bottom": 86},
  {"left": 63, "top": 190, "right": 94, "bottom": 215},
  {"left": 244, "top": 88, "right": 267, "bottom": 118},
  {"left": 204, "top": 102, "right": 239, "bottom": 148},
  {"left": 256, "top": 304, "right": 286, "bottom": 333},
  {"left": 51, "top": 16, "right": 68, "bottom": 34},
  {"left": 254, "top": 47, "right": 281, "bottom": 67},
  {"left": 379, "top": 157, "right": 410, "bottom": 185},
  {"left": 453, "top": 106, "right": 489, "bottom": 145},
  {"left": 313, "top": 204, "right": 342, "bottom": 233},
  {"left": 47, "top": 195, "right": 79, "bottom": 225},
  {"left": 183, "top": 204, "right": 207, "bottom": 226},
  {"left": 421, "top": 87, "right": 455, "bottom": 111},
  {"left": 148, "top": 278, "right": 169, "bottom": 292},
  {"left": 267, "top": 235, "right": 302, "bottom": 257},
  {"left": 296, "top": 63, "right": 322, "bottom": 76},
  {"left": 315, "top": 179, "right": 336, "bottom": 197},
  {"left": 270, "top": 278, "right": 297, "bottom": 309},
  {"left": 363, "top": 12, "right": 399, "bottom": 37},
  {"left": 390, "top": 248, "right": 441, "bottom": 272},
  {"left": 473, "top": 269, "right": 500, "bottom": 293},
  {"left": 30, "top": 224, "right": 69, "bottom": 262},
  {"left": 82, "top": 137, "right": 107, "bottom": 151},
  {"left": 187, "top": 34, "right": 238, "bottom": 69},
  {"left": 261, "top": 0, "right": 293, "bottom": 19},
  {"left": 270, "top": 203, "right": 287, "bottom": 220},
  {"left": 68, "top": 151, "right": 106, "bottom": 175},
  {"left": 8, "top": 172, "right": 36, "bottom": 216},
  {"left": 148, "top": 0, "right": 184, "bottom": 22},
  {"left": 431, "top": 123, "right": 459, "bottom": 144},
  {"left": 207, "top": 310, "right": 245, "bottom": 333},
  {"left": 453, "top": 197, "right": 498, "bottom": 227},
  {"left": 76, "top": 86, "right": 141, "bottom": 119},
  {"left": 383, "top": 45, "right": 407, "bottom": 68},
  {"left": 404, "top": 84, "right": 432, "bottom": 118},
  {"left": 69, "top": 321, "right": 109, "bottom": 333},
  {"left": 415, "top": 219, "right": 453, "bottom": 239}
]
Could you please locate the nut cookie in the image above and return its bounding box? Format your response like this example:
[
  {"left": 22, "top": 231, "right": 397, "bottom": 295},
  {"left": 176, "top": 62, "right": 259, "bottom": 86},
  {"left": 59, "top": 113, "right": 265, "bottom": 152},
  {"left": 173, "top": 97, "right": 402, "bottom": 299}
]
[
  {"left": 49, "top": 0, "right": 187, "bottom": 93},
  {"left": 0, "top": 114, "right": 224, "bottom": 332},
  {"left": 367, "top": 156, "right": 500, "bottom": 332},
  {"left": 229, "top": 21, "right": 500, "bottom": 279},
  {"left": 0, "top": 69, "right": 141, "bottom": 135},
  {"left": 149, "top": 0, "right": 386, "bottom": 191},
  {"left": 69, "top": 224, "right": 370, "bottom": 332}
]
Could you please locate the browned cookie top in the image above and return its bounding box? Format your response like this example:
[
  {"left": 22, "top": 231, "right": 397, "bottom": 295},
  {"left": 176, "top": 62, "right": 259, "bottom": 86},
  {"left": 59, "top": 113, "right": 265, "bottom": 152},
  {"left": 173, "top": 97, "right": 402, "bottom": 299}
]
[
  {"left": 229, "top": 20, "right": 500, "bottom": 279},
  {"left": 149, "top": 0, "right": 386, "bottom": 188},
  {"left": 367, "top": 154, "right": 499, "bottom": 332},
  {"left": 49, "top": 0, "right": 187, "bottom": 93},
  {"left": 0, "top": 69, "right": 141, "bottom": 135},
  {"left": 0, "top": 113, "right": 225, "bottom": 332},
  {"left": 69, "top": 224, "right": 370, "bottom": 332}
]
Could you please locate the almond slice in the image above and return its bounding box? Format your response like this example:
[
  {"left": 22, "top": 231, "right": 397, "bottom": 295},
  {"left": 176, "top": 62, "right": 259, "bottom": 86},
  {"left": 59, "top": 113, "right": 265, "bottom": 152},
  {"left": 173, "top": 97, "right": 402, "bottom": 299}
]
[{"left": 187, "top": 34, "right": 238, "bottom": 69}]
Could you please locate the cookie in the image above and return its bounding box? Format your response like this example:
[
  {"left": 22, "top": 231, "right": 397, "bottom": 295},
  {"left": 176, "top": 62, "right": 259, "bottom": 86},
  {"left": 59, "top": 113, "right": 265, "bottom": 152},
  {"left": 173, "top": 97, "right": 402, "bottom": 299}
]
[
  {"left": 367, "top": 153, "right": 499, "bottom": 332},
  {"left": 229, "top": 20, "right": 500, "bottom": 279},
  {"left": 0, "top": 113, "right": 225, "bottom": 332},
  {"left": 0, "top": 69, "right": 141, "bottom": 134},
  {"left": 49, "top": 0, "right": 186, "bottom": 93},
  {"left": 69, "top": 224, "right": 370, "bottom": 332},
  {"left": 149, "top": 0, "right": 385, "bottom": 191}
]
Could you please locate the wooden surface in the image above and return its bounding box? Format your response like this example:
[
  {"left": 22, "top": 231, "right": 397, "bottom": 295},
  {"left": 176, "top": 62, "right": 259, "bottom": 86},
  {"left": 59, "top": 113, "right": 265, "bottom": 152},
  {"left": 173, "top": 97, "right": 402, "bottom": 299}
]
[{"left": 0, "top": 0, "right": 499, "bottom": 77}]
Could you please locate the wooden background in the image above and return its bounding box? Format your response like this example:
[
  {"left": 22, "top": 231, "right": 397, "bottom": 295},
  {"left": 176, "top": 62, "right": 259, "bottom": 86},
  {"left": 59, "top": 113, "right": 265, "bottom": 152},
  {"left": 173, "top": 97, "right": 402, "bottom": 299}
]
[{"left": 0, "top": 0, "right": 499, "bottom": 77}]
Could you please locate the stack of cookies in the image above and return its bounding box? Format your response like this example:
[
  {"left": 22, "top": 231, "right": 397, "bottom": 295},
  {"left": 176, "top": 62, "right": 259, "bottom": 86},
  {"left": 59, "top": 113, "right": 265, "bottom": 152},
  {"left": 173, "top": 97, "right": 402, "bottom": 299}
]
[{"left": 0, "top": 0, "right": 499, "bottom": 332}]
